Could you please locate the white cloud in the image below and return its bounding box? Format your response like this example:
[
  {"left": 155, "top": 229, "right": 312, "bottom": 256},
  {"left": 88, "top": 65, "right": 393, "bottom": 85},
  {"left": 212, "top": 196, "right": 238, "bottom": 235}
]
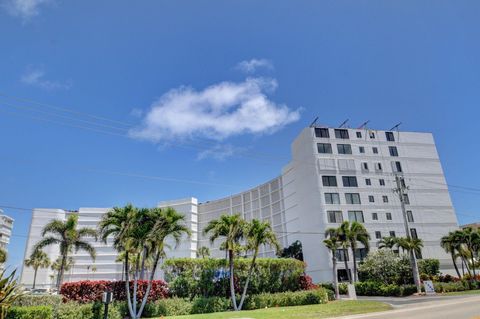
[
  {"left": 236, "top": 59, "right": 273, "bottom": 74},
  {"left": 21, "top": 68, "right": 71, "bottom": 90},
  {"left": 129, "top": 77, "right": 301, "bottom": 142},
  {"left": 3, "top": 0, "right": 51, "bottom": 20},
  {"left": 197, "top": 144, "right": 243, "bottom": 161}
]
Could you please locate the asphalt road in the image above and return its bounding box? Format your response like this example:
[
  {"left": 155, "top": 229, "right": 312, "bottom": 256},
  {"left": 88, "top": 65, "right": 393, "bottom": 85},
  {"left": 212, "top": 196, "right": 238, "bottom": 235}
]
[{"left": 338, "top": 295, "right": 480, "bottom": 319}]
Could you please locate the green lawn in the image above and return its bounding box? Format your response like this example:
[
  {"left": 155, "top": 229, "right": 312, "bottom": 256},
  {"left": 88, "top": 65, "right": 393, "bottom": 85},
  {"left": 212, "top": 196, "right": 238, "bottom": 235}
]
[
  {"left": 444, "top": 289, "right": 480, "bottom": 296},
  {"left": 162, "top": 300, "right": 391, "bottom": 319}
]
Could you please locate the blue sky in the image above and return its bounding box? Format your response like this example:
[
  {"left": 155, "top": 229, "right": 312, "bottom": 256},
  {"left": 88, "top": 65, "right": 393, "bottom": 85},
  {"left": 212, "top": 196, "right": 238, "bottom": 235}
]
[{"left": 0, "top": 0, "right": 479, "bottom": 270}]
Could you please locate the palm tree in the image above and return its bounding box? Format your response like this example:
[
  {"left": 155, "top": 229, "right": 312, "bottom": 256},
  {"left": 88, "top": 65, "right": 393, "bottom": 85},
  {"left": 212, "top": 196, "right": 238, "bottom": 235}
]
[
  {"left": 24, "top": 249, "right": 50, "bottom": 289},
  {"left": 323, "top": 237, "right": 340, "bottom": 300},
  {"left": 460, "top": 227, "right": 480, "bottom": 280},
  {"left": 99, "top": 206, "right": 190, "bottom": 319},
  {"left": 326, "top": 226, "right": 351, "bottom": 283},
  {"left": 378, "top": 236, "right": 398, "bottom": 250},
  {"left": 238, "top": 219, "right": 279, "bottom": 310},
  {"left": 203, "top": 214, "right": 246, "bottom": 311},
  {"left": 196, "top": 246, "right": 210, "bottom": 259},
  {"left": 440, "top": 232, "right": 462, "bottom": 278},
  {"left": 0, "top": 269, "right": 24, "bottom": 319},
  {"left": 338, "top": 221, "right": 370, "bottom": 282},
  {"left": 396, "top": 237, "right": 423, "bottom": 293},
  {"left": 33, "top": 214, "right": 96, "bottom": 289}
]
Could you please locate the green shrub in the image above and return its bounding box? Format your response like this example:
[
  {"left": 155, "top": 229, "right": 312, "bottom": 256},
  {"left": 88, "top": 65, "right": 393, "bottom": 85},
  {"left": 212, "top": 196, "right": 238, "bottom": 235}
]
[
  {"left": 244, "top": 288, "right": 329, "bottom": 310},
  {"left": 12, "top": 294, "right": 63, "bottom": 307},
  {"left": 358, "top": 250, "right": 413, "bottom": 285},
  {"left": 418, "top": 259, "right": 440, "bottom": 277},
  {"left": 191, "top": 296, "right": 231, "bottom": 314},
  {"left": 6, "top": 306, "right": 52, "bottom": 319},
  {"left": 433, "top": 281, "right": 469, "bottom": 293},
  {"left": 163, "top": 258, "right": 306, "bottom": 298},
  {"left": 354, "top": 281, "right": 416, "bottom": 297}
]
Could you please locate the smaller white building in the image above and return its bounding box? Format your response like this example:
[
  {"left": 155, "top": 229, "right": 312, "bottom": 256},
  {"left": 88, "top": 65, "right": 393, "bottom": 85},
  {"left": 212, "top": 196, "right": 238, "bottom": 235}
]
[{"left": 0, "top": 210, "right": 14, "bottom": 271}]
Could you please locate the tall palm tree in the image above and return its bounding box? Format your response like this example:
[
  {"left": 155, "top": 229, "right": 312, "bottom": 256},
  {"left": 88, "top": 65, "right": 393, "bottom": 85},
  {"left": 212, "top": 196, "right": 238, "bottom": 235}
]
[
  {"left": 378, "top": 236, "right": 398, "bottom": 250},
  {"left": 203, "top": 214, "right": 246, "bottom": 311},
  {"left": 238, "top": 219, "right": 279, "bottom": 310},
  {"left": 326, "top": 226, "right": 351, "bottom": 283},
  {"left": 33, "top": 214, "right": 96, "bottom": 289},
  {"left": 339, "top": 221, "right": 370, "bottom": 282},
  {"left": 440, "top": 232, "right": 462, "bottom": 278},
  {"left": 196, "top": 246, "right": 210, "bottom": 259},
  {"left": 396, "top": 237, "right": 423, "bottom": 293},
  {"left": 24, "top": 249, "right": 50, "bottom": 289},
  {"left": 323, "top": 237, "right": 340, "bottom": 300},
  {"left": 460, "top": 227, "right": 480, "bottom": 280},
  {"left": 137, "top": 207, "right": 190, "bottom": 318}
]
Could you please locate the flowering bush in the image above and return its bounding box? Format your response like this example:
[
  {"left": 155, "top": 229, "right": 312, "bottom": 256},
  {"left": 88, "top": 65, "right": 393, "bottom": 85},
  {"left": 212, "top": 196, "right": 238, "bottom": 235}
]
[
  {"left": 299, "top": 274, "right": 317, "bottom": 290},
  {"left": 60, "top": 280, "right": 169, "bottom": 303}
]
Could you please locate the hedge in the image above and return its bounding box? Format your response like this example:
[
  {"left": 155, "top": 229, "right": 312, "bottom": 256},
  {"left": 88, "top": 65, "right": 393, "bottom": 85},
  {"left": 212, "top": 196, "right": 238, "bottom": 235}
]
[
  {"left": 13, "top": 295, "right": 62, "bottom": 307},
  {"left": 163, "top": 258, "right": 306, "bottom": 298},
  {"left": 6, "top": 306, "right": 52, "bottom": 319},
  {"left": 353, "top": 281, "right": 417, "bottom": 297},
  {"left": 114, "top": 288, "right": 331, "bottom": 317},
  {"left": 60, "top": 280, "right": 168, "bottom": 303}
]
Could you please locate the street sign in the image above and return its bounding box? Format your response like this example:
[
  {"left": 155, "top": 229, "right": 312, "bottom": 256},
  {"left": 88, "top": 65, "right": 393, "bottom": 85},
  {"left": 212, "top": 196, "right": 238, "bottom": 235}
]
[{"left": 424, "top": 280, "right": 436, "bottom": 295}]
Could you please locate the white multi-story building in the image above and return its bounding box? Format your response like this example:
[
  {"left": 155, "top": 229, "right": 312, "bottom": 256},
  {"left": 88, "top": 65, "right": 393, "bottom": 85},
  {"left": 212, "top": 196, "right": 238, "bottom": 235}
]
[
  {"left": 20, "top": 126, "right": 459, "bottom": 288},
  {"left": 0, "top": 210, "right": 14, "bottom": 271}
]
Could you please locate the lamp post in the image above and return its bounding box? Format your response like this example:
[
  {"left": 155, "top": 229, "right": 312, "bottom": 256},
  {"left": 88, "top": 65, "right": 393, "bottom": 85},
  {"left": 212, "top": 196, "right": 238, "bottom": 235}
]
[{"left": 102, "top": 290, "right": 113, "bottom": 319}]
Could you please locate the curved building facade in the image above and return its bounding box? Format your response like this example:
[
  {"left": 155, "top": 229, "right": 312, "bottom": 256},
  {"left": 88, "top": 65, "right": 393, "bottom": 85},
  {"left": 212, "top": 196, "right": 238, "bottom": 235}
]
[{"left": 21, "top": 126, "right": 459, "bottom": 288}]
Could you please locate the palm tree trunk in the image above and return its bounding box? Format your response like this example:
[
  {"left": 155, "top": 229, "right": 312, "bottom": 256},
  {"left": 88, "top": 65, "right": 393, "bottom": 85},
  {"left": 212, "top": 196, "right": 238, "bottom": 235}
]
[
  {"left": 238, "top": 249, "right": 258, "bottom": 310},
  {"left": 228, "top": 249, "right": 238, "bottom": 311},
  {"left": 137, "top": 252, "right": 161, "bottom": 318},
  {"left": 139, "top": 246, "right": 147, "bottom": 280},
  {"left": 133, "top": 253, "right": 140, "bottom": 316},
  {"left": 124, "top": 252, "right": 135, "bottom": 319},
  {"left": 351, "top": 244, "right": 358, "bottom": 282},
  {"left": 57, "top": 252, "right": 67, "bottom": 290},
  {"left": 332, "top": 256, "right": 339, "bottom": 300},
  {"left": 451, "top": 252, "right": 461, "bottom": 278},
  {"left": 342, "top": 249, "right": 352, "bottom": 284},
  {"left": 411, "top": 250, "right": 421, "bottom": 294},
  {"left": 33, "top": 267, "right": 38, "bottom": 289},
  {"left": 461, "top": 256, "right": 472, "bottom": 276}
]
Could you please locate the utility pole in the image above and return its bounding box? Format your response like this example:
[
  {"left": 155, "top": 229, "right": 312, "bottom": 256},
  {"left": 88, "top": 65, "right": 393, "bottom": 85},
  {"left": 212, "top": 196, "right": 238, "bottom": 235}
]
[{"left": 394, "top": 174, "right": 421, "bottom": 293}]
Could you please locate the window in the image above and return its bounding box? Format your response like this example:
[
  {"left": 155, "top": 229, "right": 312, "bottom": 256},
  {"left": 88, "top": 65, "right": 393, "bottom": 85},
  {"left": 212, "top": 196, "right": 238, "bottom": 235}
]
[
  {"left": 355, "top": 248, "right": 368, "bottom": 261},
  {"left": 392, "top": 161, "right": 403, "bottom": 172},
  {"left": 365, "top": 178, "right": 371, "bottom": 186},
  {"left": 372, "top": 147, "right": 379, "bottom": 154},
  {"left": 407, "top": 211, "right": 414, "bottom": 222},
  {"left": 383, "top": 195, "right": 389, "bottom": 203},
  {"left": 375, "top": 163, "right": 383, "bottom": 171},
  {"left": 345, "top": 193, "right": 361, "bottom": 204},
  {"left": 322, "top": 176, "right": 337, "bottom": 187},
  {"left": 403, "top": 194, "right": 410, "bottom": 204},
  {"left": 342, "top": 176, "right": 358, "bottom": 187},
  {"left": 317, "top": 143, "right": 332, "bottom": 154},
  {"left": 336, "top": 249, "right": 349, "bottom": 261},
  {"left": 335, "top": 129, "right": 349, "bottom": 139},
  {"left": 375, "top": 231, "right": 382, "bottom": 239},
  {"left": 389, "top": 231, "right": 396, "bottom": 237},
  {"left": 315, "top": 128, "right": 330, "bottom": 138},
  {"left": 356, "top": 131, "right": 362, "bottom": 138},
  {"left": 379, "top": 179, "right": 385, "bottom": 186},
  {"left": 410, "top": 228, "right": 418, "bottom": 239},
  {"left": 386, "top": 132, "right": 395, "bottom": 142},
  {"left": 362, "top": 162, "right": 369, "bottom": 171},
  {"left": 337, "top": 144, "right": 352, "bottom": 154},
  {"left": 348, "top": 211, "right": 364, "bottom": 222},
  {"left": 359, "top": 146, "right": 365, "bottom": 153},
  {"left": 372, "top": 212, "right": 378, "bottom": 220},
  {"left": 325, "top": 193, "right": 340, "bottom": 204},
  {"left": 386, "top": 212, "right": 392, "bottom": 220},
  {"left": 368, "top": 195, "right": 375, "bottom": 203},
  {"left": 328, "top": 211, "right": 343, "bottom": 223},
  {"left": 369, "top": 131, "right": 376, "bottom": 139},
  {"left": 389, "top": 146, "right": 399, "bottom": 157},
  {"left": 338, "top": 159, "right": 356, "bottom": 171}
]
